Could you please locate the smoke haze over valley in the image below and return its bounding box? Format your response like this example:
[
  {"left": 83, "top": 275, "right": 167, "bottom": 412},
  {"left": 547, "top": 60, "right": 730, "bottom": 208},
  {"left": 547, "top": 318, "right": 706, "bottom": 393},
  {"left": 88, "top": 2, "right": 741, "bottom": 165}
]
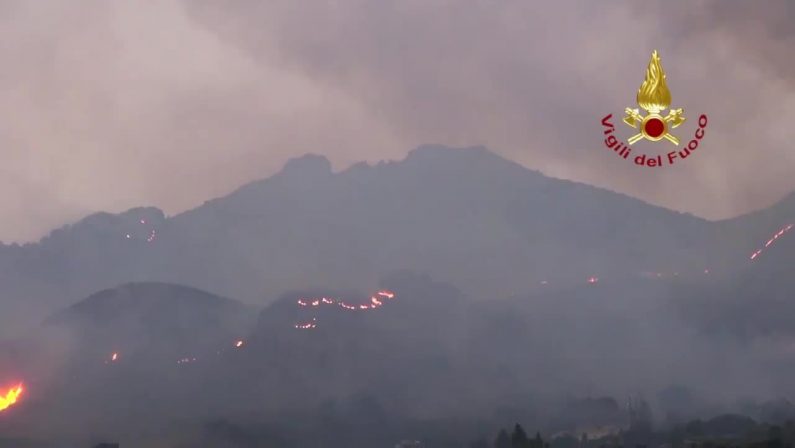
[
  {"left": 1, "top": 146, "right": 795, "bottom": 446},
  {"left": 1, "top": 1, "right": 795, "bottom": 447}
]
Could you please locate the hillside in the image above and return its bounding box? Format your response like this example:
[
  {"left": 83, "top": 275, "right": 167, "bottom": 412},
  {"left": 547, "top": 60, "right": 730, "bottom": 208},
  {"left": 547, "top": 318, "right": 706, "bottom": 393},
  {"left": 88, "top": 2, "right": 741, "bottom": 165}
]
[
  {"left": 3, "top": 261, "right": 795, "bottom": 444},
  {"left": 2, "top": 145, "right": 769, "bottom": 336},
  {"left": 0, "top": 282, "right": 256, "bottom": 441},
  {"left": 46, "top": 282, "right": 255, "bottom": 356}
]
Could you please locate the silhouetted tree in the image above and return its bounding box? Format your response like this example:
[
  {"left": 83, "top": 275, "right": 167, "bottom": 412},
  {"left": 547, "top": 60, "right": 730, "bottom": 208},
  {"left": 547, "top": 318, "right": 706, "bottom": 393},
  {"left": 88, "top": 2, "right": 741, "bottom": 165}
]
[
  {"left": 533, "top": 431, "right": 544, "bottom": 448},
  {"left": 768, "top": 425, "right": 784, "bottom": 448},
  {"left": 512, "top": 424, "right": 530, "bottom": 448},
  {"left": 496, "top": 429, "right": 511, "bottom": 448}
]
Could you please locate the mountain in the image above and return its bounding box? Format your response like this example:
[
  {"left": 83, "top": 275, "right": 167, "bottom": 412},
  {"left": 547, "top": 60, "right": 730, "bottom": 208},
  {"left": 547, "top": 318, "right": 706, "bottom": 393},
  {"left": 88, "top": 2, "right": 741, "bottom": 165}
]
[
  {"left": 8, "top": 145, "right": 780, "bottom": 336},
  {"left": 707, "top": 191, "right": 795, "bottom": 269},
  {"left": 163, "top": 145, "right": 717, "bottom": 298},
  {"left": 672, "top": 229, "right": 795, "bottom": 342},
  {"left": 4, "top": 266, "right": 795, "bottom": 445},
  {"left": 0, "top": 282, "right": 256, "bottom": 441},
  {"left": 46, "top": 282, "right": 255, "bottom": 358}
]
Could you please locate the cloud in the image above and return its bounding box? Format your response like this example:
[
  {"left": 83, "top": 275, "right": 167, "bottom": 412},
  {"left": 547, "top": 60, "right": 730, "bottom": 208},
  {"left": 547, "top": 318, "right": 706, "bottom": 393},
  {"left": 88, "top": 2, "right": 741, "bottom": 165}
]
[{"left": 0, "top": 0, "right": 793, "bottom": 241}]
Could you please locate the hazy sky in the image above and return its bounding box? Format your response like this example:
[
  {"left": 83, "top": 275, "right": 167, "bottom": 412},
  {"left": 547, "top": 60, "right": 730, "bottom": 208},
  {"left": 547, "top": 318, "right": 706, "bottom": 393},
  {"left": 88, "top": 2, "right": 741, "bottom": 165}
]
[{"left": 1, "top": 0, "right": 793, "bottom": 242}]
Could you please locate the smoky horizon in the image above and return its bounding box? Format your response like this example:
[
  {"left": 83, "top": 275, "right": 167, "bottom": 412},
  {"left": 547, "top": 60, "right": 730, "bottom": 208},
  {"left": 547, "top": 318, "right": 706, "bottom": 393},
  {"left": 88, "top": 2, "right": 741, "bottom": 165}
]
[
  {"left": 1, "top": 2, "right": 795, "bottom": 448},
  {"left": 0, "top": 0, "right": 793, "bottom": 242}
]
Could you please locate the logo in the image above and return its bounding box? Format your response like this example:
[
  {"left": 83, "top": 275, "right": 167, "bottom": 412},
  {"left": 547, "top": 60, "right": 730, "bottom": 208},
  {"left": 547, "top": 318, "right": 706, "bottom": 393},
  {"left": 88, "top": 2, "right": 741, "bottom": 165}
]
[{"left": 600, "top": 50, "right": 708, "bottom": 168}]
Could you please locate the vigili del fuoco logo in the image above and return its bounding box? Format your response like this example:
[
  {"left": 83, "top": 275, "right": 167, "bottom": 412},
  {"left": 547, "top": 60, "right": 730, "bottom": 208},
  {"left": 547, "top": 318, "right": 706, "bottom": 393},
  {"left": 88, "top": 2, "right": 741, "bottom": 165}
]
[{"left": 600, "top": 50, "right": 708, "bottom": 168}]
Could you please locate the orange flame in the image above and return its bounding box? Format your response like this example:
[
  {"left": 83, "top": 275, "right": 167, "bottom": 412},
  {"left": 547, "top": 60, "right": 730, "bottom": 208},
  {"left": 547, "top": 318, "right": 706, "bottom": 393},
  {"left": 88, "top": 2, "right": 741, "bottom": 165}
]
[
  {"left": 750, "top": 223, "right": 793, "bottom": 261},
  {"left": 0, "top": 384, "right": 23, "bottom": 412},
  {"left": 293, "top": 289, "right": 397, "bottom": 329}
]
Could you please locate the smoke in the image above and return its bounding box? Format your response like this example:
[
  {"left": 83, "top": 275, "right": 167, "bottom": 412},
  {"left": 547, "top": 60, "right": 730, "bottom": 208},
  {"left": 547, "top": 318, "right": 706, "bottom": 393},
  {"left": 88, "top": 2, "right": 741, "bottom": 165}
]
[
  {"left": 0, "top": 1, "right": 793, "bottom": 444},
  {"left": 0, "top": 1, "right": 793, "bottom": 241}
]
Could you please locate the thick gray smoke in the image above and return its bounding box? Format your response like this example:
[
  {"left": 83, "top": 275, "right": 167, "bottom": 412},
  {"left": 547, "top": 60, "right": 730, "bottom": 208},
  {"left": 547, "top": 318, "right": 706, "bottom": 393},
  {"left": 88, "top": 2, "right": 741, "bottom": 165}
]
[{"left": 0, "top": 0, "right": 793, "bottom": 242}]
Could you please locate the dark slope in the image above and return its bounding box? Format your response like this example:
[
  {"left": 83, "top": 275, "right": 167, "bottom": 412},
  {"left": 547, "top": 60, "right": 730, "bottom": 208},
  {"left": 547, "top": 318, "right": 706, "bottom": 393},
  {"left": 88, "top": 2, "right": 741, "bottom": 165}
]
[
  {"left": 0, "top": 207, "right": 168, "bottom": 337},
  {"left": 145, "top": 145, "right": 715, "bottom": 301},
  {"left": 707, "top": 191, "right": 795, "bottom": 270},
  {"left": 0, "top": 282, "right": 257, "bottom": 441},
  {"left": 6, "top": 258, "right": 795, "bottom": 444},
  {"left": 0, "top": 145, "right": 791, "bottom": 336},
  {"left": 673, "top": 230, "right": 795, "bottom": 342},
  {"left": 46, "top": 282, "right": 255, "bottom": 356}
]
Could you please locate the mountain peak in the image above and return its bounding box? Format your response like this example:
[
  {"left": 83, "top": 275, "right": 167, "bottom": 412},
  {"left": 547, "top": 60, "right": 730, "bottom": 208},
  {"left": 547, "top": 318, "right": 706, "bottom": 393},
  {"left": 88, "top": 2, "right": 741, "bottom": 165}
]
[
  {"left": 399, "top": 144, "right": 543, "bottom": 183},
  {"left": 280, "top": 154, "right": 332, "bottom": 177},
  {"left": 47, "top": 282, "right": 245, "bottom": 325}
]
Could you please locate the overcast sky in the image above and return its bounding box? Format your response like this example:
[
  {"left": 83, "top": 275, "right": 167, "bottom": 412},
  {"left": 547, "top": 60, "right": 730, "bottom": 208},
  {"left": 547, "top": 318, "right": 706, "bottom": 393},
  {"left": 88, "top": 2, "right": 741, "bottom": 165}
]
[{"left": 0, "top": 0, "right": 793, "bottom": 242}]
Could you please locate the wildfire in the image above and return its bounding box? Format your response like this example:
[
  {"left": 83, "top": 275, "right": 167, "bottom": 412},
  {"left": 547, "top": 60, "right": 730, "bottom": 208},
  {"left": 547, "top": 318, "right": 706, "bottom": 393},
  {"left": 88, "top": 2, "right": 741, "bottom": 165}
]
[
  {"left": 235, "top": 340, "right": 244, "bottom": 348},
  {"left": 293, "top": 290, "right": 397, "bottom": 329},
  {"left": 0, "top": 384, "right": 23, "bottom": 412},
  {"left": 123, "top": 217, "right": 157, "bottom": 243},
  {"left": 295, "top": 318, "right": 317, "bottom": 330},
  {"left": 750, "top": 223, "right": 793, "bottom": 261},
  {"left": 377, "top": 290, "right": 395, "bottom": 299}
]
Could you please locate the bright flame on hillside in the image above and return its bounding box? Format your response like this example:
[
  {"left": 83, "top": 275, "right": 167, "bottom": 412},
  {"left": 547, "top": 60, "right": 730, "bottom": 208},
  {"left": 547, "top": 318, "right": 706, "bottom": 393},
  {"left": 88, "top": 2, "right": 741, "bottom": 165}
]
[
  {"left": 293, "top": 290, "right": 397, "bottom": 329},
  {"left": 750, "top": 223, "right": 793, "bottom": 261},
  {"left": 0, "top": 384, "right": 23, "bottom": 412}
]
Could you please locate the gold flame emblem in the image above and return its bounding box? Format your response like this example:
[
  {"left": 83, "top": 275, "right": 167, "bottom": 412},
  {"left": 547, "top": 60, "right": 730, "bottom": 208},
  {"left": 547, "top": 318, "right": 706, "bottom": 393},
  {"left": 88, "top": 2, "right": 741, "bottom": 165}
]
[{"left": 623, "top": 50, "right": 685, "bottom": 145}]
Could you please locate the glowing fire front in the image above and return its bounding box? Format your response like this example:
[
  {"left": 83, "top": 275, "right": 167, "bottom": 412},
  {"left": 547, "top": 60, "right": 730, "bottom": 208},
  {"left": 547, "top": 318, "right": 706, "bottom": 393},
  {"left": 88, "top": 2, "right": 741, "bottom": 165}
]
[
  {"left": 0, "top": 384, "right": 23, "bottom": 412},
  {"left": 750, "top": 224, "right": 793, "bottom": 261},
  {"left": 294, "top": 290, "right": 396, "bottom": 330}
]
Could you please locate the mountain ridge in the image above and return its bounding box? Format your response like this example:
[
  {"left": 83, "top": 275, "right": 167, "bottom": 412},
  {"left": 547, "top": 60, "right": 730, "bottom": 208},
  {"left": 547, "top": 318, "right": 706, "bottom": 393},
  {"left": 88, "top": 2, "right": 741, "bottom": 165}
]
[
  {"left": 0, "top": 145, "right": 792, "bottom": 336},
  {"left": 20, "top": 145, "right": 716, "bottom": 247}
]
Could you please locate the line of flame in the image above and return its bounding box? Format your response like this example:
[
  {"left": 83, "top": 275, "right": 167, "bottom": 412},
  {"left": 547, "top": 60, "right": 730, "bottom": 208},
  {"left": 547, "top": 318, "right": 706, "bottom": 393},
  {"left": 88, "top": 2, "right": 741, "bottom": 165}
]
[{"left": 0, "top": 384, "right": 23, "bottom": 412}]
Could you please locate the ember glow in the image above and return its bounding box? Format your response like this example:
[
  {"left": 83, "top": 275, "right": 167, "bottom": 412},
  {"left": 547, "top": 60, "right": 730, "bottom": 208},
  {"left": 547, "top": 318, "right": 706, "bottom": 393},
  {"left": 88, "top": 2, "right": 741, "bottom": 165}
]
[
  {"left": 111, "top": 352, "right": 119, "bottom": 362},
  {"left": 293, "top": 289, "right": 397, "bottom": 329},
  {"left": 295, "top": 290, "right": 395, "bottom": 312},
  {"left": 235, "top": 340, "right": 244, "bottom": 348},
  {"left": 295, "top": 318, "right": 317, "bottom": 330},
  {"left": 750, "top": 223, "right": 793, "bottom": 261},
  {"left": 123, "top": 217, "right": 158, "bottom": 243},
  {"left": 0, "top": 384, "right": 23, "bottom": 412}
]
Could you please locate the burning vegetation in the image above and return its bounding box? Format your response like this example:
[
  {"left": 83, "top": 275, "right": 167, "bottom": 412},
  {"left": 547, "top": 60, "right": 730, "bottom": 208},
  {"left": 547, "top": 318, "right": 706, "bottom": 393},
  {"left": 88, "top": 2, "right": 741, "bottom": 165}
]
[
  {"left": 0, "top": 383, "right": 23, "bottom": 412},
  {"left": 294, "top": 289, "right": 396, "bottom": 329},
  {"left": 750, "top": 223, "right": 793, "bottom": 260}
]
